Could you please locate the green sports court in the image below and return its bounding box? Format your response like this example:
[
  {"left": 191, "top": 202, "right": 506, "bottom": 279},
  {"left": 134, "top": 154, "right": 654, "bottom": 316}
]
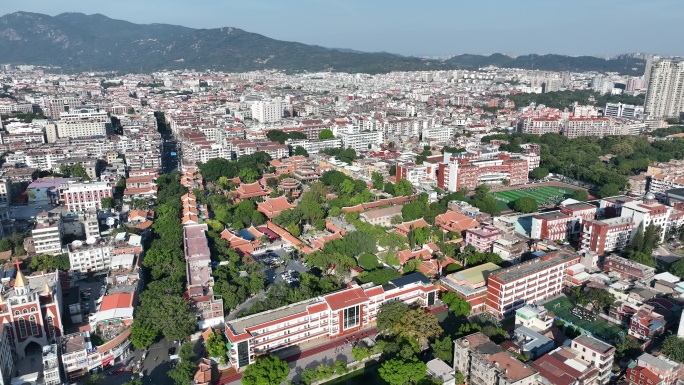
[
  {"left": 493, "top": 185, "right": 582, "bottom": 211},
  {"left": 543, "top": 297, "right": 624, "bottom": 342}
]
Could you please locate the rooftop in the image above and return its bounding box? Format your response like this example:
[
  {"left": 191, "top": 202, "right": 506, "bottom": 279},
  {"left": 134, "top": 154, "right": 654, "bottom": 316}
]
[
  {"left": 573, "top": 334, "right": 615, "bottom": 355},
  {"left": 228, "top": 298, "right": 322, "bottom": 334},
  {"left": 62, "top": 332, "right": 87, "bottom": 354},
  {"left": 490, "top": 251, "right": 578, "bottom": 283}
]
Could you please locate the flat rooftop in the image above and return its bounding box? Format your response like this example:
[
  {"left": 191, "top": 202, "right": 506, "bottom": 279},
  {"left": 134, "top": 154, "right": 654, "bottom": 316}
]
[
  {"left": 62, "top": 333, "right": 86, "bottom": 354},
  {"left": 449, "top": 262, "right": 501, "bottom": 285},
  {"left": 573, "top": 335, "right": 614, "bottom": 354},
  {"left": 491, "top": 252, "right": 578, "bottom": 283},
  {"left": 228, "top": 298, "right": 322, "bottom": 334}
]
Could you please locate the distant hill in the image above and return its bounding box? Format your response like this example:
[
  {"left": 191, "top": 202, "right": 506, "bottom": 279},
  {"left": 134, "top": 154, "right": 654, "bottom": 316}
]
[
  {"left": 445, "top": 53, "right": 646, "bottom": 75},
  {"left": 0, "top": 12, "right": 646, "bottom": 75}
]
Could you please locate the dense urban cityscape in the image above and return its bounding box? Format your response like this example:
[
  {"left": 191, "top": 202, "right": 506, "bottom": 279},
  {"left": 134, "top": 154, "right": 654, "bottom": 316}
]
[{"left": 1, "top": 7, "right": 684, "bottom": 385}]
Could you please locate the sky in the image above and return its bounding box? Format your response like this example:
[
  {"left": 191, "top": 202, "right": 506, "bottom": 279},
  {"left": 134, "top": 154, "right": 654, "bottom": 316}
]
[{"left": 3, "top": 0, "right": 683, "bottom": 57}]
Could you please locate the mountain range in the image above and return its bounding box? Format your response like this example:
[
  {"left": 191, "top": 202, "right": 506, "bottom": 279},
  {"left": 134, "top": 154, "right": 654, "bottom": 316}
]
[{"left": 0, "top": 12, "right": 646, "bottom": 75}]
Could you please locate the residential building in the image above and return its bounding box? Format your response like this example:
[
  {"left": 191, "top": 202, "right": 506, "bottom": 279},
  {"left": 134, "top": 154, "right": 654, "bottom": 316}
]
[
  {"left": 32, "top": 211, "right": 63, "bottom": 255},
  {"left": 0, "top": 179, "right": 11, "bottom": 203},
  {"left": 644, "top": 57, "right": 684, "bottom": 118},
  {"left": 61, "top": 180, "right": 113, "bottom": 212},
  {"left": 571, "top": 334, "right": 615, "bottom": 384},
  {"left": 519, "top": 117, "right": 562, "bottom": 135},
  {"left": 530, "top": 211, "right": 571, "bottom": 241},
  {"left": 604, "top": 103, "right": 644, "bottom": 119},
  {"left": 580, "top": 217, "right": 634, "bottom": 255},
  {"left": 603, "top": 255, "right": 656, "bottom": 282},
  {"left": 51, "top": 108, "right": 109, "bottom": 141},
  {"left": 67, "top": 240, "right": 113, "bottom": 274},
  {"left": 42, "top": 344, "right": 62, "bottom": 385},
  {"left": 485, "top": 251, "right": 580, "bottom": 319},
  {"left": 224, "top": 274, "right": 437, "bottom": 370},
  {"left": 61, "top": 332, "right": 91, "bottom": 380},
  {"left": 563, "top": 117, "right": 616, "bottom": 139},
  {"left": 251, "top": 101, "right": 284, "bottom": 123},
  {"left": 511, "top": 326, "right": 554, "bottom": 359},
  {"left": 532, "top": 346, "right": 600, "bottom": 385},
  {"left": 426, "top": 358, "right": 456, "bottom": 385},
  {"left": 465, "top": 225, "right": 501, "bottom": 253},
  {"left": 629, "top": 304, "right": 666, "bottom": 341},
  {"left": 337, "top": 129, "right": 383, "bottom": 152},
  {"left": 453, "top": 332, "right": 538, "bottom": 385},
  {"left": 626, "top": 353, "right": 678, "bottom": 385},
  {"left": 514, "top": 305, "right": 553, "bottom": 333}
]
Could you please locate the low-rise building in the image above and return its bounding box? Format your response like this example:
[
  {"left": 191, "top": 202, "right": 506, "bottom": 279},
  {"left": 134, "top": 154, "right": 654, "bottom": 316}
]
[
  {"left": 440, "top": 262, "right": 500, "bottom": 314},
  {"left": 514, "top": 305, "right": 554, "bottom": 333},
  {"left": 61, "top": 180, "right": 113, "bottom": 212},
  {"left": 465, "top": 225, "right": 501, "bottom": 253},
  {"left": 453, "top": 332, "right": 538, "bottom": 385},
  {"left": 603, "top": 255, "right": 656, "bottom": 282},
  {"left": 359, "top": 205, "right": 403, "bottom": 227},
  {"left": 571, "top": 334, "right": 615, "bottom": 384},
  {"left": 61, "top": 331, "right": 91, "bottom": 381},
  {"left": 32, "top": 211, "right": 63, "bottom": 255},
  {"left": 626, "top": 354, "right": 678, "bottom": 385}
]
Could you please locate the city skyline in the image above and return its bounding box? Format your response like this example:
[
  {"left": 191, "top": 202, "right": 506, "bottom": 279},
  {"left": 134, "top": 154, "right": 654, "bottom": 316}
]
[{"left": 2, "top": 0, "right": 684, "bottom": 58}]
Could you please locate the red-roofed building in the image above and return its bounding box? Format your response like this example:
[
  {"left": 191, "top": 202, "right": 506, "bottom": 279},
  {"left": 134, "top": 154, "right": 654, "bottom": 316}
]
[
  {"left": 257, "top": 196, "right": 296, "bottom": 219},
  {"left": 435, "top": 210, "right": 479, "bottom": 234},
  {"left": 394, "top": 218, "right": 430, "bottom": 237},
  {"left": 235, "top": 182, "right": 270, "bottom": 201}
]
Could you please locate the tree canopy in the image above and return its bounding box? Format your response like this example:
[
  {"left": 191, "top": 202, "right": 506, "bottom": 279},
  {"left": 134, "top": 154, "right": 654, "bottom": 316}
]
[
  {"left": 529, "top": 167, "right": 549, "bottom": 180},
  {"left": 241, "top": 355, "right": 290, "bottom": 385},
  {"left": 378, "top": 356, "right": 427, "bottom": 385},
  {"left": 318, "top": 129, "right": 335, "bottom": 140},
  {"left": 513, "top": 197, "right": 538, "bottom": 213}
]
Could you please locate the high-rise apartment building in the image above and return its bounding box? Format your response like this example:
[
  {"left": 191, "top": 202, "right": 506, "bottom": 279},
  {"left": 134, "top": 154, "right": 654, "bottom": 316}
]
[
  {"left": 644, "top": 57, "right": 684, "bottom": 118},
  {"left": 251, "top": 101, "right": 284, "bottom": 123}
]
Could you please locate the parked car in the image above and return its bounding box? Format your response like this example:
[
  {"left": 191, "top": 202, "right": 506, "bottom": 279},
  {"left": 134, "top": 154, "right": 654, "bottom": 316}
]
[{"left": 168, "top": 347, "right": 176, "bottom": 356}]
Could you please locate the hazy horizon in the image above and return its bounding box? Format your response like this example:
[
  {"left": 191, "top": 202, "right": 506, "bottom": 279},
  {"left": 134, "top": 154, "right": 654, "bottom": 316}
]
[{"left": 2, "top": 0, "right": 683, "bottom": 58}]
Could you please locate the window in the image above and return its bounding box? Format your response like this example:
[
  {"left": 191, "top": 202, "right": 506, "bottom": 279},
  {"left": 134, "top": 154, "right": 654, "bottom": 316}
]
[
  {"left": 29, "top": 315, "right": 39, "bottom": 336},
  {"left": 343, "top": 305, "right": 360, "bottom": 330},
  {"left": 22, "top": 309, "right": 27, "bottom": 314},
  {"left": 14, "top": 311, "right": 19, "bottom": 316},
  {"left": 46, "top": 316, "right": 55, "bottom": 339},
  {"left": 18, "top": 318, "right": 27, "bottom": 338}
]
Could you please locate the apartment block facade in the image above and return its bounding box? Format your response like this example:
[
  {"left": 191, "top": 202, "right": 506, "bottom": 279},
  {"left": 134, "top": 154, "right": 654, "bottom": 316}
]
[
  {"left": 61, "top": 181, "right": 113, "bottom": 212},
  {"left": 485, "top": 252, "right": 580, "bottom": 319}
]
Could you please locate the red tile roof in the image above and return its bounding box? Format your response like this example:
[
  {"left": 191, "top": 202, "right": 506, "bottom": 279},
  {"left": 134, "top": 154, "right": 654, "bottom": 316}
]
[{"left": 324, "top": 287, "right": 368, "bottom": 311}]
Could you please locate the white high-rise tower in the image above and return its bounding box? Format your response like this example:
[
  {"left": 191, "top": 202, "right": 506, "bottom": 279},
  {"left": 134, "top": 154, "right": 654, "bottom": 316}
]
[{"left": 644, "top": 57, "right": 684, "bottom": 118}]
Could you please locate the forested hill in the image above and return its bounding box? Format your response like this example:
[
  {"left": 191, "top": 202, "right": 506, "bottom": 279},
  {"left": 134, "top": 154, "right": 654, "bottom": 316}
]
[
  {"left": 445, "top": 54, "right": 646, "bottom": 76},
  {"left": 0, "top": 11, "right": 646, "bottom": 75}
]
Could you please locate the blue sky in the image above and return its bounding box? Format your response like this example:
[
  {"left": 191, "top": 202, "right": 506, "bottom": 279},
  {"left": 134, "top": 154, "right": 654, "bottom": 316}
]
[{"left": 3, "top": 0, "right": 683, "bottom": 57}]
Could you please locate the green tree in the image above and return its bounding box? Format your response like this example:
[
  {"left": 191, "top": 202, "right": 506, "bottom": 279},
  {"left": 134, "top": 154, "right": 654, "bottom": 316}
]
[
  {"left": 662, "top": 336, "right": 684, "bottom": 363},
  {"left": 168, "top": 343, "right": 197, "bottom": 385},
  {"left": 71, "top": 163, "right": 90, "bottom": 180},
  {"left": 101, "top": 197, "right": 115, "bottom": 210},
  {"left": 123, "top": 379, "right": 144, "bottom": 385},
  {"left": 669, "top": 258, "right": 684, "bottom": 279},
  {"left": 599, "top": 183, "right": 620, "bottom": 198},
  {"left": 454, "top": 371, "right": 465, "bottom": 385},
  {"left": 241, "top": 355, "right": 290, "bottom": 385},
  {"left": 378, "top": 356, "right": 427, "bottom": 385},
  {"left": 29, "top": 254, "right": 70, "bottom": 272},
  {"left": 384, "top": 181, "right": 395, "bottom": 195},
  {"left": 0, "top": 238, "right": 12, "bottom": 252},
  {"left": 340, "top": 179, "right": 355, "bottom": 195},
  {"left": 389, "top": 165, "right": 396, "bottom": 176},
  {"left": 377, "top": 301, "right": 410, "bottom": 335},
  {"left": 395, "top": 308, "right": 443, "bottom": 346},
  {"left": 129, "top": 322, "right": 158, "bottom": 349},
  {"left": 239, "top": 168, "right": 259, "bottom": 183},
  {"left": 205, "top": 331, "right": 228, "bottom": 363},
  {"left": 318, "top": 129, "right": 335, "bottom": 140},
  {"left": 294, "top": 146, "right": 309, "bottom": 157},
  {"left": 614, "top": 336, "right": 642, "bottom": 361},
  {"left": 352, "top": 345, "right": 371, "bottom": 361},
  {"left": 83, "top": 373, "right": 104, "bottom": 385},
  {"left": 585, "top": 288, "right": 615, "bottom": 314},
  {"left": 442, "top": 292, "right": 472, "bottom": 316},
  {"left": 358, "top": 253, "right": 380, "bottom": 270},
  {"left": 131, "top": 198, "right": 148, "bottom": 210},
  {"left": 394, "top": 179, "right": 414, "bottom": 196},
  {"left": 431, "top": 336, "right": 453, "bottom": 363},
  {"left": 286, "top": 222, "right": 301, "bottom": 237},
  {"left": 357, "top": 268, "right": 401, "bottom": 285},
  {"left": 529, "top": 167, "right": 549, "bottom": 180},
  {"left": 571, "top": 189, "right": 589, "bottom": 201},
  {"left": 371, "top": 172, "right": 384, "bottom": 189},
  {"left": 513, "top": 197, "right": 538, "bottom": 213}
]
